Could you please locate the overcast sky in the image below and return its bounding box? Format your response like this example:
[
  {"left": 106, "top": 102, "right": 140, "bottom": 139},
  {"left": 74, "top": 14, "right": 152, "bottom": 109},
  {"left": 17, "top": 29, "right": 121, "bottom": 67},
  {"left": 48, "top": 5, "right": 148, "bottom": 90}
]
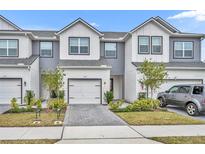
[{"left": 0, "top": 10, "right": 204, "bottom": 60}]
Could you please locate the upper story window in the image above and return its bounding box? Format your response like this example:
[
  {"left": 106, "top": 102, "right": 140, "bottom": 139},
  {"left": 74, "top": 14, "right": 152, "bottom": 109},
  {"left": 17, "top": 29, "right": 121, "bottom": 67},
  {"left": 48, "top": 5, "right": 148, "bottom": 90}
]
[
  {"left": 151, "top": 36, "right": 162, "bottom": 54},
  {"left": 0, "top": 39, "right": 18, "bottom": 57},
  {"left": 69, "top": 37, "right": 90, "bottom": 55},
  {"left": 138, "top": 36, "right": 150, "bottom": 54},
  {"left": 104, "top": 42, "right": 117, "bottom": 58},
  {"left": 40, "top": 42, "right": 53, "bottom": 58},
  {"left": 174, "top": 41, "right": 193, "bottom": 59}
]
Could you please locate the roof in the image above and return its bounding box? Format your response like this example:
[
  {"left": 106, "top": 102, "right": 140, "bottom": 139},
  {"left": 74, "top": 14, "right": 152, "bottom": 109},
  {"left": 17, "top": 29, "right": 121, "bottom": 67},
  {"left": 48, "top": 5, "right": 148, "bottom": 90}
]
[
  {"left": 130, "top": 17, "right": 173, "bottom": 34},
  {"left": 59, "top": 59, "right": 111, "bottom": 67},
  {"left": 154, "top": 16, "right": 180, "bottom": 33},
  {"left": 102, "top": 32, "right": 127, "bottom": 39},
  {"left": 132, "top": 62, "right": 205, "bottom": 68},
  {"left": 56, "top": 18, "right": 103, "bottom": 36},
  {"left": 27, "top": 30, "right": 56, "bottom": 38},
  {"left": 0, "top": 55, "right": 38, "bottom": 66},
  {"left": 0, "top": 15, "right": 204, "bottom": 40},
  {"left": 0, "top": 15, "right": 22, "bottom": 31}
]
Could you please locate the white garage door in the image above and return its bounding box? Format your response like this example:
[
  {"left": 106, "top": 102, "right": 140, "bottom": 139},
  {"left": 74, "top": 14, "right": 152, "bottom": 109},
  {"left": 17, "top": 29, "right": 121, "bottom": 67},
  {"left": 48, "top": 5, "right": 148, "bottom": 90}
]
[
  {"left": 68, "top": 79, "right": 101, "bottom": 104},
  {"left": 0, "top": 79, "right": 22, "bottom": 104},
  {"left": 154, "top": 79, "right": 203, "bottom": 98}
]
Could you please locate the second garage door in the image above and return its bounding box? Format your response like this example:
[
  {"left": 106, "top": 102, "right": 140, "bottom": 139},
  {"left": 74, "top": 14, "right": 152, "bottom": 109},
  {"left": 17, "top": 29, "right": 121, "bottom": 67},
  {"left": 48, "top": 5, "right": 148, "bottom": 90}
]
[{"left": 68, "top": 79, "right": 101, "bottom": 104}]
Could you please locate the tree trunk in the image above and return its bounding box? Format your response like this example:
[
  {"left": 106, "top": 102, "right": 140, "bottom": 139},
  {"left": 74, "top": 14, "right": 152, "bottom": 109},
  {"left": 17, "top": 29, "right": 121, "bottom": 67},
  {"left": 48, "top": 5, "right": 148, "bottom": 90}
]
[
  {"left": 146, "top": 85, "right": 149, "bottom": 98},
  {"left": 150, "top": 88, "right": 153, "bottom": 99}
]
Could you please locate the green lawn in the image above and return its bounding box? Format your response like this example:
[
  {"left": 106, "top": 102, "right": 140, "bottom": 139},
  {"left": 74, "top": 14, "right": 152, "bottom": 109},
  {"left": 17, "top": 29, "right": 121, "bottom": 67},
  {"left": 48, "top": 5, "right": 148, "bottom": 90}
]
[
  {"left": 0, "top": 110, "right": 65, "bottom": 127},
  {"left": 152, "top": 136, "right": 205, "bottom": 144},
  {"left": 116, "top": 111, "right": 205, "bottom": 125},
  {"left": 0, "top": 139, "right": 59, "bottom": 144}
]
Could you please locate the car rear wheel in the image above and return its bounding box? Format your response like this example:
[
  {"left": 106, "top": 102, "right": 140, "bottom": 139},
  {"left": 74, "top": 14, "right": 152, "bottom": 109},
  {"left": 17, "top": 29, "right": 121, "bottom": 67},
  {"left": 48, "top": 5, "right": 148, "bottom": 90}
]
[
  {"left": 159, "top": 97, "right": 167, "bottom": 107},
  {"left": 186, "top": 103, "right": 199, "bottom": 116}
]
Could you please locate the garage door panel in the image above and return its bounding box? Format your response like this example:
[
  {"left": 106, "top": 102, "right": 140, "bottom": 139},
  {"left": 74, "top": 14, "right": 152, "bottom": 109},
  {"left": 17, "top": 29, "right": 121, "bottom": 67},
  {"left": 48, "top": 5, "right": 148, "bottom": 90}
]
[
  {"left": 0, "top": 79, "right": 22, "bottom": 104},
  {"left": 69, "top": 79, "right": 101, "bottom": 104}
]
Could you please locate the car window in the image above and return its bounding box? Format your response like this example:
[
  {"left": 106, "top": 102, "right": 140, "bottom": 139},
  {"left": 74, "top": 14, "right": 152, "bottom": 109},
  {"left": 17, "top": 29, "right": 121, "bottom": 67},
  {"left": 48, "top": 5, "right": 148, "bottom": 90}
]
[
  {"left": 193, "top": 86, "right": 204, "bottom": 95},
  {"left": 178, "top": 86, "right": 190, "bottom": 94},
  {"left": 169, "top": 86, "right": 179, "bottom": 93}
]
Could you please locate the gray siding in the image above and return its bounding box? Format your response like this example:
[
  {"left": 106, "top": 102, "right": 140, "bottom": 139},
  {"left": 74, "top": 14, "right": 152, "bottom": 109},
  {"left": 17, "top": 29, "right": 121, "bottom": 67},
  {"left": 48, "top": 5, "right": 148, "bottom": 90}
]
[
  {"left": 32, "top": 40, "right": 59, "bottom": 71},
  {"left": 100, "top": 42, "right": 125, "bottom": 75},
  {"left": 169, "top": 37, "right": 201, "bottom": 62}
]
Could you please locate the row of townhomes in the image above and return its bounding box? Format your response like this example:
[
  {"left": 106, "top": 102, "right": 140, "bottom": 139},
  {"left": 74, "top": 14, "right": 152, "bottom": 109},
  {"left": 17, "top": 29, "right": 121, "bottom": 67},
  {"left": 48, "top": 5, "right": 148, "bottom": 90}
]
[{"left": 0, "top": 15, "right": 205, "bottom": 105}]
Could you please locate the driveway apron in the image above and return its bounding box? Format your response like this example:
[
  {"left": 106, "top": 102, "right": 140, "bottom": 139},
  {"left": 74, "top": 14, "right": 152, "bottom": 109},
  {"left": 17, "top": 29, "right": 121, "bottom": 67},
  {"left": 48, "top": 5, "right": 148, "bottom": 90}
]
[{"left": 64, "top": 104, "right": 127, "bottom": 126}]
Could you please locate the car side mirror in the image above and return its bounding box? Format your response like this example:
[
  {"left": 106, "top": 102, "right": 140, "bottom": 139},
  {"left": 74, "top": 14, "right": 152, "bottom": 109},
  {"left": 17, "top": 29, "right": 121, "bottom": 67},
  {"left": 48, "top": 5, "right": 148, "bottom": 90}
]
[{"left": 165, "top": 90, "right": 169, "bottom": 93}]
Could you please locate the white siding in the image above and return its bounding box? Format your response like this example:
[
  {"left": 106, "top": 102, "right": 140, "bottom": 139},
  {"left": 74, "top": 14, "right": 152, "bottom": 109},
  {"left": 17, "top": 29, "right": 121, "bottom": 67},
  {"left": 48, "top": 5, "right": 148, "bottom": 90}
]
[
  {"left": 0, "top": 35, "right": 32, "bottom": 58},
  {"left": 29, "top": 57, "right": 40, "bottom": 98},
  {"left": 62, "top": 68, "right": 110, "bottom": 104},
  {"left": 132, "top": 21, "right": 170, "bottom": 63},
  {"left": 0, "top": 18, "right": 17, "bottom": 30},
  {"left": 59, "top": 22, "right": 100, "bottom": 60},
  {"left": 124, "top": 37, "right": 137, "bottom": 102}
]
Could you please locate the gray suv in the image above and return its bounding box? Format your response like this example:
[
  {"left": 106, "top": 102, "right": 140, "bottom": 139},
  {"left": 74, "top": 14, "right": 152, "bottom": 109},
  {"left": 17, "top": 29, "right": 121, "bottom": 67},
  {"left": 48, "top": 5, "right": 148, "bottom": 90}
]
[{"left": 157, "top": 84, "right": 205, "bottom": 116}]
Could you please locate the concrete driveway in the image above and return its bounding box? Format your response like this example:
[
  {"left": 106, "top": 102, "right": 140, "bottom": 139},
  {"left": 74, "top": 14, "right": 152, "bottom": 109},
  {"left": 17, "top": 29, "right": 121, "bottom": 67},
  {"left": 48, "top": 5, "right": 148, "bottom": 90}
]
[
  {"left": 167, "top": 105, "right": 205, "bottom": 121},
  {"left": 64, "top": 104, "right": 127, "bottom": 126},
  {"left": 0, "top": 105, "right": 10, "bottom": 114}
]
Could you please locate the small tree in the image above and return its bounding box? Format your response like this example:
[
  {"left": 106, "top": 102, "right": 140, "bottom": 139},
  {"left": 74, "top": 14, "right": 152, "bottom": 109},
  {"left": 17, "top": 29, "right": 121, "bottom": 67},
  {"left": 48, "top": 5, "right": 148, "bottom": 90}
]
[
  {"left": 42, "top": 67, "right": 64, "bottom": 98},
  {"left": 138, "top": 59, "right": 168, "bottom": 98}
]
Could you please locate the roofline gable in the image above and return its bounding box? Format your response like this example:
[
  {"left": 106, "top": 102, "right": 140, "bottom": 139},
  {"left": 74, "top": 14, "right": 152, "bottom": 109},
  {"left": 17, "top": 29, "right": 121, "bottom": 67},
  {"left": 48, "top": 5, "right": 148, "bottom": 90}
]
[
  {"left": 154, "top": 16, "right": 181, "bottom": 33},
  {"left": 0, "top": 15, "right": 22, "bottom": 31},
  {"left": 56, "top": 18, "right": 103, "bottom": 36},
  {"left": 129, "top": 17, "right": 174, "bottom": 34}
]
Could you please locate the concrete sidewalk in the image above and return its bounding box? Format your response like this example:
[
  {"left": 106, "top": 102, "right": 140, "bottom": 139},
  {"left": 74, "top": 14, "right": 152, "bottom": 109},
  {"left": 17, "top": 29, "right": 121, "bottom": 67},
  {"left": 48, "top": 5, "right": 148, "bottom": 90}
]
[
  {"left": 1, "top": 125, "right": 205, "bottom": 142},
  {"left": 62, "top": 126, "right": 142, "bottom": 139},
  {"left": 131, "top": 125, "right": 205, "bottom": 137},
  {"left": 0, "top": 127, "right": 63, "bottom": 140},
  {"left": 57, "top": 138, "right": 161, "bottom": 144}
]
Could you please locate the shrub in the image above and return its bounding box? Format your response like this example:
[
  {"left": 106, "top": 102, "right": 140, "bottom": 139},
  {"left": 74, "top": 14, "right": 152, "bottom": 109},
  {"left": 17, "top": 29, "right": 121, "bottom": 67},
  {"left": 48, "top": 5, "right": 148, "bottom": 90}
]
[
  {"left": 104, "top": 91, "right": 114, "bottom": 104},
  {"left": 109, "top": 100, "right": 124, "bottom": 111},
  {"left": 35, "top": 99, "right": 42, "bottom": 110},
  {"left": 58, "top": 90, "right": 64, "bottom": 99},
  {"left": 10, "top": 98, "right": 20, "bottom": 113},
  {"left": 138, "top": 92, "right": 147, "bottom": 100},
  {"left": 47, "top": 98, "right": 67, "bottom": 111},
  {"left": 125, "top": 99, "right": 160, "bottom": 112},
  {"left": 24, "top": 90, "right": 35, "bottom": 106}
]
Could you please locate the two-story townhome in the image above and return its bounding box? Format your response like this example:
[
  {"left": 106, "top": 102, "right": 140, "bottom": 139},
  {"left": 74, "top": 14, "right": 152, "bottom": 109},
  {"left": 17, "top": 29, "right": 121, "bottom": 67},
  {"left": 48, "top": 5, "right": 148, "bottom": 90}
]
[
  {"left": 0, "top": 15, "right": 39, "bottom": 104},
  {"left": 0, "top": 15, "right": 205, "bottom": 105}
]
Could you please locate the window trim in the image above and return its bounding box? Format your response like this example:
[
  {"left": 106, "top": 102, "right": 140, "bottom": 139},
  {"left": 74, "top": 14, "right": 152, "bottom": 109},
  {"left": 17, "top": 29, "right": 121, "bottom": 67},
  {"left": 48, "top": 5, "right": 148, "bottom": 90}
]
[
  {"left": 68, "top": 37, "right": 90, "bottom": 55},
  {"left": 104, "top": 42, "right": 117, "bottom": 59},
  {"left": 151, "top": 36, "right": 163, "bottom": 55},
  {"left": 173, "top": 41, "right": 194, "bottom": 59},
  {"left": 0, "top": 39, "right": 19, "bottom": 57},
  {"left": 138, "top": 36, "right": 150, "bottom": 54},
  {"left": 39, "top": 41, "right": 53, "bottom": 58}
]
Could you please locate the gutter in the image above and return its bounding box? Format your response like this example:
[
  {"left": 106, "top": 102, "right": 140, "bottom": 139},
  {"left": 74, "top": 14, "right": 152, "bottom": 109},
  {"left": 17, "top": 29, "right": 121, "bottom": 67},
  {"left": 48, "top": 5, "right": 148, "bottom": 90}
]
[
  {"left": 0, "top": 64, "right": 29, "bottom": 68},
  {"left": 135, "top": 66, "right": 205, "bottom": 70},
  {"left": 59, "top": 65, "right": 112, "bottom": 69}
]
